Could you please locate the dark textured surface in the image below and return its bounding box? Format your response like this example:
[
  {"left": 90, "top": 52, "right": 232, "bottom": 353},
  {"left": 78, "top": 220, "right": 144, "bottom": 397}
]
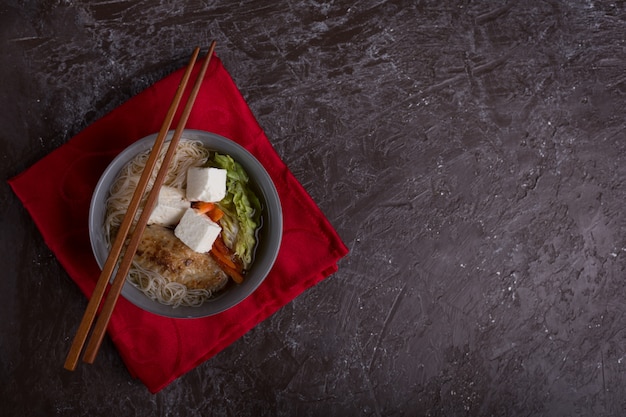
[{"left": 2, "top": 1, "right": 626, "bottom": 416}]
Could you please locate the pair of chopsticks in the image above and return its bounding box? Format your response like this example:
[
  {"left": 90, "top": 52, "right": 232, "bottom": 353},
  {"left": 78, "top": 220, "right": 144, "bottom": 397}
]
[{"left": 64, "top": 42, "right": 217, "bottom": 371}]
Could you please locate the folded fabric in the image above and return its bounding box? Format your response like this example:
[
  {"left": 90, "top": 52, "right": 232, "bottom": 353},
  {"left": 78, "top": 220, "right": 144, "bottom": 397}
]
[{"left": 8, "top": 53, "right": 348, "bottom": 393}]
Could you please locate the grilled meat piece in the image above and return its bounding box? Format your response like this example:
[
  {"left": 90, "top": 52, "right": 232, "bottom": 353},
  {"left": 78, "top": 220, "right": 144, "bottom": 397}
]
[{"left": 134, "top": 224, "right": 228, "bottom": 291}]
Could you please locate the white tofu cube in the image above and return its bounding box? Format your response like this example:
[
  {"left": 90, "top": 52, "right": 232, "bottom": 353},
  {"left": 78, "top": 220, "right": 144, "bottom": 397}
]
[
  {"left": 174, "top": 208, "right": 221, "bottom": 253},
  {"left": 148, "top": 186, "right": 190, "bottom": 226},
  {"left": 186, "top": 167, "right": 227, "bottom": 202}
]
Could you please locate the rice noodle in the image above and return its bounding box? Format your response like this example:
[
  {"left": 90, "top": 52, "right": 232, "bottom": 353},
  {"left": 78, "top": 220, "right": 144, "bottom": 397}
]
[{"left": 104, "top": 139, "right": 213, "bottom": 307}]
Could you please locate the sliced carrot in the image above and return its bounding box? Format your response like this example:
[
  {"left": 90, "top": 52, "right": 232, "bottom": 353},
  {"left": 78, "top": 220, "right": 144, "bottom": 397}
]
[
  {"left": 207, "top": 206, "right": 224, "bottom": 222},
  {"left": 212, "top": 235, "right": 232, "bottom": 257},
  {"left": 210, "top": 235, "right": 245, "bottom": 283},
  {"left": 211, "top": 242, "right": 238, "bottom": 270},
  {"left": 191, "top": 201, "right": 224, "bottom": 223},
  {"left": 192, "top": 201, "right": 215, "bottom": 214},
  {"left": 210, "top": 253, "right": 245, "bottom": 284}
]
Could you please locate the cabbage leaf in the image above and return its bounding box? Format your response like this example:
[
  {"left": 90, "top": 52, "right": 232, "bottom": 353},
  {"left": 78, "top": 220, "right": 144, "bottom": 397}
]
[{"left": 210, "top": 153, "right": 261, "bottom": 268}]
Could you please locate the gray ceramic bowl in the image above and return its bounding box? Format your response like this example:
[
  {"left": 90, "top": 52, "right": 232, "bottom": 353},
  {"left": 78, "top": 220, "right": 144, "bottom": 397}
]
[{"left": 89, "top": 129, "right": 282, "bottom": 318}]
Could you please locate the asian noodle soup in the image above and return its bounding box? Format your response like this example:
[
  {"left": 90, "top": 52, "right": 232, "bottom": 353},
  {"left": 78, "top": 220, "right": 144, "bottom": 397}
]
[{"left": 104, "top": 139, "right": 261, "bottom": 307}]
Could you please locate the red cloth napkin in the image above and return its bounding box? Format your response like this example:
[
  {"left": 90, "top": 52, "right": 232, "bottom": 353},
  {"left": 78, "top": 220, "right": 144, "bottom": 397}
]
[{"left": 8, "top": 54, "right": 348, "bottom": 393}]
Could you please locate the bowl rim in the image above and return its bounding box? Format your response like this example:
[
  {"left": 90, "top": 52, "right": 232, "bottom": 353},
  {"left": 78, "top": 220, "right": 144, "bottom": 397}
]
[{"left": 89, "top": 129, "right": 282, "bottom": 318}]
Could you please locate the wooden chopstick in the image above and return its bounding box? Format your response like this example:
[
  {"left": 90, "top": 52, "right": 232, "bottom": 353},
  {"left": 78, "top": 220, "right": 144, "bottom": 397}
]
[
  {"left": 63, "top": 46, "right": 201, "bottom": 371},
  {"left": 63, "top": 42, "right": 215, "bottom": 370},
  {"left": 81, "top": 41, "right": 217, "bottom": 365}
]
